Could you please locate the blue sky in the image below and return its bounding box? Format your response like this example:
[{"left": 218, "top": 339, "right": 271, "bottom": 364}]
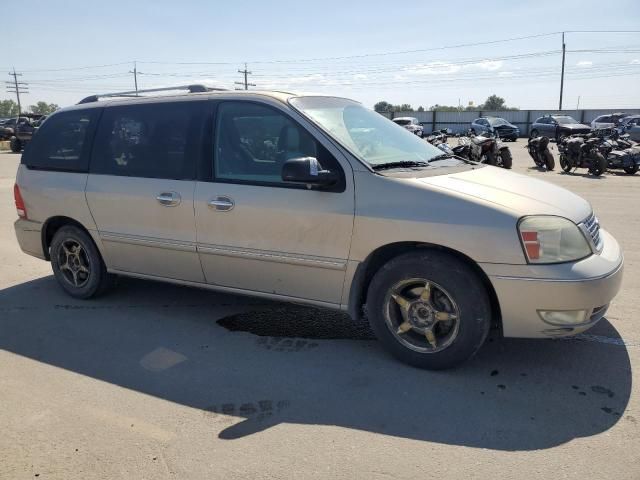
[{"left": 4, "top": 0, "right": 640, "bottom": 109}]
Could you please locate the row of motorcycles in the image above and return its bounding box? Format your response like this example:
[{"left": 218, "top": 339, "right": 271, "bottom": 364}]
[
  {"left": 526, "top": 129, "right": 640, "bottom": 176},
  {"left": 425, "top": 129, "right": 513, "bottom": 169},
  {"left": 425, "top": 128, "right": 640, "bottom": 177}
]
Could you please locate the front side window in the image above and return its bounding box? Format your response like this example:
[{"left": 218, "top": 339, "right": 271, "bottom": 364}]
[
  {"left": 290, "top": 96, "right": 458, "bottom": 168},
  {"left": 91, "top": 102, "right": 204, "bottom": 180},
  {"left": 214, "top": 101, "right": 340, "bottom": 186},
  {"left": 22, "top": 109, "right": 98, "bottom": 171}
]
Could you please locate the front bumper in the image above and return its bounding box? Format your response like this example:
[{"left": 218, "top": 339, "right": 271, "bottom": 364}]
[
  {"left": 14, "top": 218, "right": 46, "bottom": 260},
  {"left": 484, "top": 229, "right": 623, "bottom": 338}
]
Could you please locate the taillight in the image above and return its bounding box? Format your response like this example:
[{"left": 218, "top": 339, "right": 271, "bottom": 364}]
[{"left": 14, "top": 184, "right": 27, "bottom": 219}]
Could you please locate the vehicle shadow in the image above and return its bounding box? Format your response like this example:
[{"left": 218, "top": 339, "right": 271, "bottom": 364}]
[{"left": 0, "top": 276, "right": 632, "bottom": 451}]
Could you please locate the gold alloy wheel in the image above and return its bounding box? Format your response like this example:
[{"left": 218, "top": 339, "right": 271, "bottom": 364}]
[
  {"left": 383, "top": 278, "right": 460, "bottom": 353},
  {"left": 57, "top": 239, "right": 91, "bottom": 288}
]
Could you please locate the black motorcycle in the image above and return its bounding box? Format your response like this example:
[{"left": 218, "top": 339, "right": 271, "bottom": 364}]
[
  {"left": 558, "top": 134, "right": 607, "bottom": 176},
  {"left": 526, "top": 136, "right": 555, "bottom": 170},
  {"left": 453, "top": 130, "right": 512, "bottom": 169}
]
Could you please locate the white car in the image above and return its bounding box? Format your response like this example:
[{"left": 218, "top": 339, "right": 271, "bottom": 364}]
[
  {"left": 392, "top": 117, "right": 424, "bottom": 137},
  {"left": 590, "top": 113, "right": 628, "bottom": 130}
]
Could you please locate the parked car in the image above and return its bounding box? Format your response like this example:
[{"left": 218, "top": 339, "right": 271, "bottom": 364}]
[
  {"left": 9, "top": 114, "right": 45, "bottom": 152},
  {"left": 530, "top": 115, "right": 591, "bottom": 141},
  {"left": 14, "top": 88, "right": 623, "bottom": 369},
  {"left": 392, "top": 117, "right": 424, "bottom": 137},
  {"left": 0, "top": 117, "right": 30, "bottom": 141},
  {"left": 620, "top": 115, "right": 640, "bottom": 141},
  {"left": 590, "top": 112, "right": 628, "bottom": 130},
  {"left": 470, "top": 117, "right": 519, "bottom": 141}
]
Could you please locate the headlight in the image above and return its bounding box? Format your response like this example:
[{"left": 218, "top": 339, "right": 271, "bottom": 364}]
[{"left": 518, "top": 216, "right": 592, "bottom": 264}]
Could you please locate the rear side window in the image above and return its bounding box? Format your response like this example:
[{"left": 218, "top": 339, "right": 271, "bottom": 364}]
[
  {"left": 22, "top": 109, "right": 98, "bottom": 171},
  {"left": 91, "top": 101, "right": 205, "bottom": 180}
]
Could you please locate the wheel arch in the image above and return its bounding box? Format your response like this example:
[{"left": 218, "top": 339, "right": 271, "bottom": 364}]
[
  {"left": 348, "top": 242, "right": 502, "bottom": 334},
  {"left": 41, "top": 216, "right": 95, "bottom": 261}
]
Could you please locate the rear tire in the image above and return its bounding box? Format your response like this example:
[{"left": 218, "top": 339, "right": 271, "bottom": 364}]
[
  {"left": 543, "top": 150, "right": 555, "bottom": 170},
  {"left": 50, "top": 225, "right": 113, "bottom": 299},
  {"left": 365, "top": 251, "right": 491, "bottom": 370},
  {"left": 624, "top": 164, "right": 639, "bottom": 175},
  {"left": 500, "top": 149, "right": 512, "bottom": 169}
]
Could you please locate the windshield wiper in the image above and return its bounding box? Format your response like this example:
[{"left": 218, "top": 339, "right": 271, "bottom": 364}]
[
  {"left": 428, "top": 153, "right": 454, "bottom": 162},
  {"left": 372, "top": 160, "right": 430, "bottom": 171}
]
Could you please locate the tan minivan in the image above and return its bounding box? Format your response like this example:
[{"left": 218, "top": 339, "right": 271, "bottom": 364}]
[{"left": 14, "top": 87, "right": 624, "bottom": 369}]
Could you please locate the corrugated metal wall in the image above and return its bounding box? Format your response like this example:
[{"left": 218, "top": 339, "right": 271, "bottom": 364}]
[{"left": 381, "top": 109, "right": 640, "bottom": 136}]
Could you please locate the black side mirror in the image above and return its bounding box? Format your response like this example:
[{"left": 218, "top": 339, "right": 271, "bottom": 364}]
[{"left": 281, "top": 157, "right": 338, "bottom": 188}]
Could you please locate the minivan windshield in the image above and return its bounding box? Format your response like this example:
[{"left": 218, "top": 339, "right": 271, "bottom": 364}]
[
  {"left": 290, "top": 97, "right": 451, "bottom": 168},
  {"left": 393, "top": 119, "right": 411, "bottom": 126}
]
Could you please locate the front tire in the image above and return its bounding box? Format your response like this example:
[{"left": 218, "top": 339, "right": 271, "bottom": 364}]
[
  {"left": 365, "top": 251, "right": 491, "bottom": 370},
  {"left": 560, "top": 155, "right": 572, "bottom": 172},
  {"left": 589, "top": 152, "right": 607, "bottom": 176},
  {"left": 500, "top": 149, "right": 512, "bottom": 169},
  {"left": 50, "top": 225, "right": 112, "bottom": 299}
]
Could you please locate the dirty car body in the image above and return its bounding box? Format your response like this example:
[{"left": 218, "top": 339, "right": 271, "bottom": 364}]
[{"left": 13, "top": 91, "right": 623, "bottom": 369}]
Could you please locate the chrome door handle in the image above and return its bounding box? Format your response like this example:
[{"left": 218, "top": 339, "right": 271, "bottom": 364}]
[
  {"left": 208, "top": 196, "right": 234, "bottom": 211},
  {"left": 156, "top": 192, "right": 181, "bottom": 207}
]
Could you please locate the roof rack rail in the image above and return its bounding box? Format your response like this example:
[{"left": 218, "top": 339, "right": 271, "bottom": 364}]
[{"left": 77, "top": 84, "right": 228, "bottom": 104}]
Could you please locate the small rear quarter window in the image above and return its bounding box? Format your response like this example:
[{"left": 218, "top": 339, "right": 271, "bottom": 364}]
[{"left": 22, "top": 109, "right": 99, "bottom": 172}]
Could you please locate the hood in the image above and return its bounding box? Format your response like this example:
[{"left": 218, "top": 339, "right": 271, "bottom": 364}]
[
  {"left": 563, "top": 123, "right": 591, "bottom": 130},
  {"left": 494, "top": 123, "right": 516, "bottom": 129},
  {"left": 414, "top": 166, "right": 592, "bottom": 222}
]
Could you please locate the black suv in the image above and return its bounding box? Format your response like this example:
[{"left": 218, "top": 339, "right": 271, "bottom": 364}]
[
  {"left": 8, "top": 114, "right": 45, "bottom": 152},
  {"left": 530, "top": 115, "right": 591, "bottom": 141}
]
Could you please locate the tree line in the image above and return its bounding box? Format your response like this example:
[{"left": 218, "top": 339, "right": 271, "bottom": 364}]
[
  {"left": 374, "top": 95, "right": 518, "bottom": 113},
  {"left": 0, "top": 99, "right": 59, "bottom": 117}
]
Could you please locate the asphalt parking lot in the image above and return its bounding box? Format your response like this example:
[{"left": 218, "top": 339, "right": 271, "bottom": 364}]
[{"left": 0, "top": 141, "right": 638, "bottom": 479}]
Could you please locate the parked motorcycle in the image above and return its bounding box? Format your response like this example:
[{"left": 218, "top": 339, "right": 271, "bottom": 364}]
[
  {"left": 557, "top": 134, "right": 608, "bottom": 176},
  {"left": 425, "top": 130, "right": 453, "bottom": 154},
  {"left": 526, "top": 136, "right": 555, "bottom": 170},
  {"left": 594, "top": 129, "right": 640, "bottom": 175},
  {"left": 452, "top": 130, "right": 512, "bottom": 169}
]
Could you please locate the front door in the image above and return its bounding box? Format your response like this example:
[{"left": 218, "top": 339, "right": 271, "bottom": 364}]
[
  {"left": 194, "top": 100, "right": 355, "bottom": 305},
  {"left": 86, "top": 100, "right": 207, "bottom": 282}
]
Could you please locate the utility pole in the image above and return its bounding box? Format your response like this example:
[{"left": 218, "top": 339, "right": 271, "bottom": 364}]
[
  {"left": 235, "top": 63, "right": 255, "bottom": 90},
  {"left": 6, "top": 68, "right": 28, "bottom": 117},
  {"left": 559, "top": 31, "right": 565, "bottom": 110},
  {"left": 129, "top": 61, "right": 139, "bottom": 95}
]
